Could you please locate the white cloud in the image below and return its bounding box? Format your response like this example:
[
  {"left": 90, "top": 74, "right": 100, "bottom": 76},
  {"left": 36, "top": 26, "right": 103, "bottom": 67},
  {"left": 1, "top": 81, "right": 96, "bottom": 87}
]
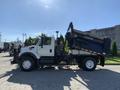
[
  {"left": 39, "top": 0, "right": 55, "bottom": 9},
  {"left": 26, "top": 0, "right": 58, "bottom": 9},
  {"left": 40, "top": 0, "right": 54, "bottom": 5}
]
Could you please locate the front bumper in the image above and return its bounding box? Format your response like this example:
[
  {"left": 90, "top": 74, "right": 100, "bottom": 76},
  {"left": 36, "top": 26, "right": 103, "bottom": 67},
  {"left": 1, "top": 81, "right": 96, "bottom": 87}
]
[{"left": 11, "top": 54, "right": 19, "bottom": 64}]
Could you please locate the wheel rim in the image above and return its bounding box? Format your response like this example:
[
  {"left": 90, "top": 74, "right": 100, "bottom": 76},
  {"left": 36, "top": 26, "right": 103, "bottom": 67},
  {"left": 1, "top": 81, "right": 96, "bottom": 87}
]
[
  {"left": 85, "top": 60, "right": 94, "bottom": 69},
  {"left": 22, "top": 60, "right": 32, "bottom": 69}
]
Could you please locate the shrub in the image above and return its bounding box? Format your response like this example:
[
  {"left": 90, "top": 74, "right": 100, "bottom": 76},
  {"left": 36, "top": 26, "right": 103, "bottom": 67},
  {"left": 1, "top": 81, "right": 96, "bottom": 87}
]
[{"left": 112, "top": 41, "right": 117, "bottom": 56}]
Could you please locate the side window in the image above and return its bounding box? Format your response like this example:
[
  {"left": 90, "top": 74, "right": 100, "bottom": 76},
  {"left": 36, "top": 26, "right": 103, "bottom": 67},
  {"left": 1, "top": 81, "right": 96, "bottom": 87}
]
[{"left": 43, "top": 37, "right": 51, "bottom": 45}]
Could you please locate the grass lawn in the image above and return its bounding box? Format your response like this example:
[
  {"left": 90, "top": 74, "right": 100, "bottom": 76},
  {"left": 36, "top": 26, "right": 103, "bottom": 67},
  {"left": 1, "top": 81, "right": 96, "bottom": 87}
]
[{"left": 105, "top": 57, "right": 120, "bottom": 65}]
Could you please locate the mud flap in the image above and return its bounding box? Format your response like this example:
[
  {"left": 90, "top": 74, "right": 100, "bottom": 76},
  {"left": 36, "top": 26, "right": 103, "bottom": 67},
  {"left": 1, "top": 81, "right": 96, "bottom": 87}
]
[{"left": 100, "top": 56, "right": 105, "bottom": 66}]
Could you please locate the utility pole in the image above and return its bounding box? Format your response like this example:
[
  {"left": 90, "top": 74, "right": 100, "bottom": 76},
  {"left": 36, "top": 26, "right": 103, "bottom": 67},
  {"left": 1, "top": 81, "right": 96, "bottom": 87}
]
[
  {"left": 24, "top": 33, "right": 27, "bottom": 41},
  {"left": 22, "top": 33, "right": 27, "bottom": 43},
  {"left": 22, "top": 33, "right": 24, "bottom": 43}
]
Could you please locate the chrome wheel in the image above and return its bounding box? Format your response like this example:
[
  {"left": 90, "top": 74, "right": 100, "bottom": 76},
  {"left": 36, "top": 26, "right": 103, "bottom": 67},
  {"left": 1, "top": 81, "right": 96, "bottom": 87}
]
[
  {"left": 85, "top": 60, "right": 94, "bottom": 69},
  {"left": 22, "top": 60, "right": 32, "bottom": 70}
]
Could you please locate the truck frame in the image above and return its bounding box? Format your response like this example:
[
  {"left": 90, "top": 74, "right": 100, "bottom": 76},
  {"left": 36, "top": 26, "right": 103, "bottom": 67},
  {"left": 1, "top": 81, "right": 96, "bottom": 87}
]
[{"left": 11, "top": 22, "right": 111, "bottom": 71}]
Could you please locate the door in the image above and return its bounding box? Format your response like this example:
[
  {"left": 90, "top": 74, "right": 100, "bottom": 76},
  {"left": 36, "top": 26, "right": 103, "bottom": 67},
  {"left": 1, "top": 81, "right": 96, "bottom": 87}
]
[{"left": 37, "top": 37, "right": 55, "bottom": 57}]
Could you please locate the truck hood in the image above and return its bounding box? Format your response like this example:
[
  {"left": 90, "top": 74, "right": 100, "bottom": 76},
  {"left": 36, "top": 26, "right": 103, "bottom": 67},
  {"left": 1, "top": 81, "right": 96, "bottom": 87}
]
[{"left": 20, "top": 45, "right": 37, "bottom": 54}]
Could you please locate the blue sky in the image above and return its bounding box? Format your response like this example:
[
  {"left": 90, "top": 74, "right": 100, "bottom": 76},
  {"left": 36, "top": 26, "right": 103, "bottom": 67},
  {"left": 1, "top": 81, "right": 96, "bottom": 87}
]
[{"left": 0, "top": 0, "right": 120, "bottom": 41}]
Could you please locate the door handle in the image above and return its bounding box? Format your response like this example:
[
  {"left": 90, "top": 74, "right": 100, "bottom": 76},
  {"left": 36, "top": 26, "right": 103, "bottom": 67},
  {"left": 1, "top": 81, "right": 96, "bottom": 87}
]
[{"left": 50, "top": 49, "right": 52, "bottom": 53}]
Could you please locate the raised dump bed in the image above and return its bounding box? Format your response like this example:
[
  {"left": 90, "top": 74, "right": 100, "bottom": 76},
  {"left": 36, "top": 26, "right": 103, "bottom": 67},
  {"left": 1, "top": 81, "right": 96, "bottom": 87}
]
[{"left": 65, "top": 22, "right": 111, "bottom": 55}]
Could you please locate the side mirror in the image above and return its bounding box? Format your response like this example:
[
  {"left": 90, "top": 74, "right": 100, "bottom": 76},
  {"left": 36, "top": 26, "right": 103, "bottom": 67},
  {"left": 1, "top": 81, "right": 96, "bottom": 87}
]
[
  {"left": 41, "top": 44, "right": 43, "bottom": 48},
  {"left": 39, "top": 43, "right": 43, "bottom": 48}
]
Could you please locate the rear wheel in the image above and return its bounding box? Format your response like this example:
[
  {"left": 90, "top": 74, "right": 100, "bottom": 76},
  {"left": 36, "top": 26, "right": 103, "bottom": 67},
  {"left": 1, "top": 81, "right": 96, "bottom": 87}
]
[
  {"left": 19, "top": 56, "right": 36, "bottom": 71},
  {"left": 82, "top": 57, "right": 97, "bottom": 71}
]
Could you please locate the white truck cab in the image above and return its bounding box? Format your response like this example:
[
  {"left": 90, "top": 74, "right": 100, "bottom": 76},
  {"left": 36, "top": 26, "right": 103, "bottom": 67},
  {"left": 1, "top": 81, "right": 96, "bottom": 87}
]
[
  {"left": 14, "top": 36, "right": 57, "bottom": 71},
  {"left": 19, "top": 37, "right": 55, "bottom": 60}
]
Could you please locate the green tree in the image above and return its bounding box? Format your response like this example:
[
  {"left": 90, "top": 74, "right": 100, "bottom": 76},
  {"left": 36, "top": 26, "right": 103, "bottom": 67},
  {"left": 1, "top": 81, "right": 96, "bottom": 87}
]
[
  {"left": 64, "top": 40, "right": 69, "bottom": 53},
  {"left": 24, "top": 39, "right": 29, "bottom": 46},
  {"left": 112, "top": 41, "right": 117, "bottom": 56},
  {"left": 59, "top": 34, "right": 69, "bottom": 53},
  {"left": 60, "top": 34, "right": 64, "bottom": 44}
]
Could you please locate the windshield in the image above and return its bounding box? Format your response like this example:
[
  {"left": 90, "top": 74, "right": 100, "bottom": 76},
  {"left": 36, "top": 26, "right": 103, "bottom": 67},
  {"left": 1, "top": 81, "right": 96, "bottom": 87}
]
[
  {"left": 36, "top": 37, "right": 41, "bottom": 46},
  {"left": 36, "top": 36, "right": 51, "bottom": 46}
]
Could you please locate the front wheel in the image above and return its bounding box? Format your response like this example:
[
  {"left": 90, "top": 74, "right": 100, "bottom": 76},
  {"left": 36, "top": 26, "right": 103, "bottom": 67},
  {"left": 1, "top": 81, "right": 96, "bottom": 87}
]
[
  {"left": 82, "top": 57, "right": 97, "bottom": 71},
  {"left": 19, "top": 57, "right": 36, "bottom": 71}
]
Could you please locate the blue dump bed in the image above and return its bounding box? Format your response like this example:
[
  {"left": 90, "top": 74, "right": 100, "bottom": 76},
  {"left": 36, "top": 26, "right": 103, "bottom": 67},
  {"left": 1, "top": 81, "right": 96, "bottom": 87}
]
[{"left": 65, "top": 22, "right": 111, "bottom": 55}]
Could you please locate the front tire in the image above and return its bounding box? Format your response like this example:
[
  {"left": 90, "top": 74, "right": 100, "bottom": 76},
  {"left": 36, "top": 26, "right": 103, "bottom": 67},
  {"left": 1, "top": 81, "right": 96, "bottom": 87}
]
[
  {"left": 19, "top": 57, "right": 36, "bottom": 71},
  {"left": 82, "top": 57, "right": 97, "bottom": 71}
]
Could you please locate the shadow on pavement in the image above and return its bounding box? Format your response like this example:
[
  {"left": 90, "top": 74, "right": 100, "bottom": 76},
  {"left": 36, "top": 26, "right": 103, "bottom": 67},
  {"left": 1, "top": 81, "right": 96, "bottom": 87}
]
[
  {"left": 0, "top": 67, "right": 120, "bottom": 90},
  {"left": 1, "top": 55, "right": 12, "bottom": 57}
]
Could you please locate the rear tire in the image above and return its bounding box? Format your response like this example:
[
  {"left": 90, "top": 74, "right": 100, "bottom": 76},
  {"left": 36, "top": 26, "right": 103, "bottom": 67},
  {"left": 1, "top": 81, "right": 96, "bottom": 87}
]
[
  {"left": 82, "top": 57, "right": 97, "bottom": 71},
  {"left": 19, "top": 56, "right": 36, "bottom": 71}
]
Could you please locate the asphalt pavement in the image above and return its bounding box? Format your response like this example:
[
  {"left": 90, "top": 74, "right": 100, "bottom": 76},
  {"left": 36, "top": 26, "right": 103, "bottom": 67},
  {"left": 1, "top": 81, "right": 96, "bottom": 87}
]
[{"left": 0, "top": 52, "right": 120, "bottom": 90}]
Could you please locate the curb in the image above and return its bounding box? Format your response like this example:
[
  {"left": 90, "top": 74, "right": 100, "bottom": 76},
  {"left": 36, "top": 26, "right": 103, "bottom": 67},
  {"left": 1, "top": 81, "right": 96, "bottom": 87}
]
[{"left": 105, "top": 64, "right": 120, "bottom": 65}]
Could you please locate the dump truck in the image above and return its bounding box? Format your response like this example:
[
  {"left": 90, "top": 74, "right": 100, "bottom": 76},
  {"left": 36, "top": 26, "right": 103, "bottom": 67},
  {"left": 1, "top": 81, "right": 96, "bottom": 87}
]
[{"left": 11, "top": 22, "right": 111, "bottom": 71}]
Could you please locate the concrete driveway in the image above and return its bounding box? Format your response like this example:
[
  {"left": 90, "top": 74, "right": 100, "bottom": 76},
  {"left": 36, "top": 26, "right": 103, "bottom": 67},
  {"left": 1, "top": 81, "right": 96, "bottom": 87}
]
[{"left": 0, "top": 52, "right": 120, "bottom": 90}]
